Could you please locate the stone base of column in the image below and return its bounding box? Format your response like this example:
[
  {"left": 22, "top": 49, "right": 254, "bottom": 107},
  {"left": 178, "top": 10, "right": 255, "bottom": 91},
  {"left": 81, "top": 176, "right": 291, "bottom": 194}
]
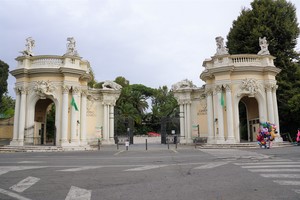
[
  {"left": 216, "top": 138, "right": 226, "bottom": 144},
  {"left": 9, "top": 139, "right": 24, "bottom": 146},
  {"left": 274, "top": 136, "right": 283, "bottom": 142},
  {"left": 101, "top": 139, "right": 115, "bottom": 145},
  {"left": 206, "top": 137, "right": 215, "bottom": 144},
  {"left": 79, "top": 139, "right": 87, "bottom": 146},
  {"left": 225, "top": 137, "right": 236, "bottom": 144}
]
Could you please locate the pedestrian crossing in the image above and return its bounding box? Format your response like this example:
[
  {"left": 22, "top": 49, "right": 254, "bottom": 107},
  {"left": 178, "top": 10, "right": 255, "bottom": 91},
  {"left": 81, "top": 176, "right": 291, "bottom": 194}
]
[{"left": 234, "top": 159, "right": 300, "bottom": 194}]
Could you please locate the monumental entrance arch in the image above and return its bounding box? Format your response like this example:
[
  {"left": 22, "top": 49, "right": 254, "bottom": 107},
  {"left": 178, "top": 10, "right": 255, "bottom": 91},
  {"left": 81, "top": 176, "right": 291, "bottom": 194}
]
[
  {"left": 10, "top": 37, "right": 121, "bottom": 147},
  {"left": 172, "top": 36, "right": 283, "bottom": 144}
]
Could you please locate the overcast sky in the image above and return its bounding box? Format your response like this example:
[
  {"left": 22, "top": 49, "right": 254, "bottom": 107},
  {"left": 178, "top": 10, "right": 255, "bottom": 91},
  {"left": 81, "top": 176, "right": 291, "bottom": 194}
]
[{"left": 1, "top": 0, "right": 299, "bottom": 98}]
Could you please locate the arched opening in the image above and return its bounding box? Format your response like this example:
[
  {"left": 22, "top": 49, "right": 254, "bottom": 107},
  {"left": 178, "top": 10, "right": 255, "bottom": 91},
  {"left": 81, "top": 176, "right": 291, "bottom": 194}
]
[
  {"left": 239, "top": 96, "right": 259, "bottom": 142},
  {"left": 34, "top": 98, "right": 56, "bottom": 145}
]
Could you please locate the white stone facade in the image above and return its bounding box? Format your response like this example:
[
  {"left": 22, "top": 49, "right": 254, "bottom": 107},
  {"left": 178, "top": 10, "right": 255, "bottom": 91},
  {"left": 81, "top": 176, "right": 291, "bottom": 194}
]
[{"left": 10, "top": 38, "right": 121, "bottom": 147}]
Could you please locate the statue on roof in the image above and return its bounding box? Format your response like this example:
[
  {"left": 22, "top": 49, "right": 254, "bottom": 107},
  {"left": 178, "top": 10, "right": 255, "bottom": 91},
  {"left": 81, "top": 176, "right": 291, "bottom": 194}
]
[
  {"left": 64, "top": 37, "right": 79, "bottom": 56},
  {"left": 215, "top": 36, "right": 229, "bottom": 56},
  {"left": 257, "top": 37, "right": 270, "bottom": 55},
  {"left": 19, "top": 37, "right": 35, "bottom": 56}
]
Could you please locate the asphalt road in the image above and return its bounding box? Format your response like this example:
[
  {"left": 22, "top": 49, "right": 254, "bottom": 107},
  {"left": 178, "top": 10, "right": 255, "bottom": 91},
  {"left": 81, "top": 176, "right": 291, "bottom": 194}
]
[{"left": 0, "top": 144, "right": 299, "bottom": 200}]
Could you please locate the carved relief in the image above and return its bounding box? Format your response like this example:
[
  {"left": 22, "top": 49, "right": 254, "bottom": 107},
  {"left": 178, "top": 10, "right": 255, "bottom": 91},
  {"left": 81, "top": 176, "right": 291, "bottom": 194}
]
[
  {"left": 198, "top": 98, "right": 207, "bottom": 115},
  {"left": 172, "top": 79, "right": 196, "bottom": 91},
  {"left": 34, "top": 81, "right": 56, "bottom": 98},
  {"left": 102, "top": 81, "right": 122, "bottom": 90},
  {"left": 240, "top": 78, "right": 259, "bottom": 97},
  {"left": 87, "top": 95, "right": 97, "bottom": 116}
]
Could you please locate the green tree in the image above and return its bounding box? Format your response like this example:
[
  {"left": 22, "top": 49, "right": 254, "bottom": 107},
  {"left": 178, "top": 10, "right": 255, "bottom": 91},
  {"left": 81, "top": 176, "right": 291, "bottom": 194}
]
[
  {"left": 0, "top": 60, "right": 9, "bottom": 107},
  {"left": 226, "top": 0, "right": 300, "bottom": 136},
  {"left": 0, "top": 94, "right": 15, "bottom": 118}
]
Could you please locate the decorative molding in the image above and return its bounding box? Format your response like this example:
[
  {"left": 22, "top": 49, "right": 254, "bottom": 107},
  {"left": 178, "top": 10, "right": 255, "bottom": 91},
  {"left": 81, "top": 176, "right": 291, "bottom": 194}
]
[
  {"left": 172, "top": 79, "right": 196, "bottom": 91},
  {"left": 33, "top": 80, "right": 56, "bottom": 99},
  {"left": 239, "top": 78, "right": 259, "bottom": 97}
]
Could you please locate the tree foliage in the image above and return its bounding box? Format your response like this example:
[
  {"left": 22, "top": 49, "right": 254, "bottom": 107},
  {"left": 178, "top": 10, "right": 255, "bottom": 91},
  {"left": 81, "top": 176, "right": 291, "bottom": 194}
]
[
  {"left": 0, "top": 94, "right": 15, "bottom": 118},
  {"left": 226, "top": 0, "right": 300, "bottom": 136},
  {"left": 0, "top": 60, "right": 9, "bottom": 107}
]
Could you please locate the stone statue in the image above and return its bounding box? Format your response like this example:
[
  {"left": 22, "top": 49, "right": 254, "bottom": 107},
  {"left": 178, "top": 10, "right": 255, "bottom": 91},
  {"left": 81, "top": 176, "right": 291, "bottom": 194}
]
[
  {"left": 215, "top": 36, "right": 229, "bottom": 56},
  {"left": 20, "top": 37, "right": 35, "bottom": 56},
  {"left": 102, "top": 80, "right": 122, "bottom": 90},
  {"left": 257, "top": 37, "right": 270, "bottom": 55},
  {"left": 172, "top": 79, "right": 196, "bottom": 91},
  {"left": 64, "top": 37, "right": 79, "bottom": 56},
  {"left": 34, "top": 80, "right": 56, "bottom": 99}
]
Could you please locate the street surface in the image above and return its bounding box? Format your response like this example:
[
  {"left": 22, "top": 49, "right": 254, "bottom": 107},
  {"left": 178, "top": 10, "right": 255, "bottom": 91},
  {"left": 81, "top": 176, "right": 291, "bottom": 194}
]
[{"left": 0, "top": 144, "right": 299, "bottom": 200}]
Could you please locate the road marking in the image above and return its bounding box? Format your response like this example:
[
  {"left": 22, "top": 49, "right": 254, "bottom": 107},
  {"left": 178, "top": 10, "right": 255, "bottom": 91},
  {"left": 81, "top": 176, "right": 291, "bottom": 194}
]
[
  {"left": 124, "top": 165, "right": 167, "bottom": 171},
  {"left": 0, "top": 188, "right": 31, "bottom": 200},
  {"left": 10, "top": 176, "right": 40, "bottom": 193},
  {"left": 249, "top": 169, "right": 300, "bottom": 172},
  {"left": 293, "top": 189, "right": 300, "bottom": 194},
  {"left": 65, "top": 186, "right": 91, "bottom": 200},
  {"left": 171, "top": 149, "right": 178, "bottom": 153},
  {"left": 273, "top": 180, "right": 300, "bottom": 186},
  {"left": 18, "top": 161, "right": 45, "bottom": 164},
  {"left": 193, "top": 162, "right": 228, "bottom": 169},
  {"left": 235, "top": 162, "right": 300, "bottom": 165},
  {"left": 241, "top": 165, "right": 300, "bottom": 169},
  {"left": 260, "top": 174, "right": 300, "bottom": 178},
  {"left": 114, "top": 150, "right": 125, "bottom": 155},
  {"left": 0, "top": 166, "right": 47, "bottom": 176},
  {"left": 58, "top": 166, "right": 103, "bottom": 172}
]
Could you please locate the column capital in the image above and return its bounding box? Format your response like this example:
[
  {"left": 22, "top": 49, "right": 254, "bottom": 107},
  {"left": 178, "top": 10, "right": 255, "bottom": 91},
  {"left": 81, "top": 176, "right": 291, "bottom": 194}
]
[
  {"left": 72, "top": 86, "right": 80, "bottom": 95},
  {"left": 62, "top": 85, "right": 70, "bottom": 94},
  {"left": 19, "top": 86, "right": 27, "bottom": 94},
  {"left": 225, "top": 84, "right": 231, "bottom": 91},
  {"left": 265, "top": 83, "right": 275, "bottom": 92},
  {"left": 215, "top": 85, "right": 223, "bottom": 93}
]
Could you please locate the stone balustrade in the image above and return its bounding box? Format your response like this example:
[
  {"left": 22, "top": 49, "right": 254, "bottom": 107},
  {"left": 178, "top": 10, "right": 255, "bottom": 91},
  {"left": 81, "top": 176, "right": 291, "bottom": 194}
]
[{"left": 203, "top": 54, "right": 275, "bottom": 69}]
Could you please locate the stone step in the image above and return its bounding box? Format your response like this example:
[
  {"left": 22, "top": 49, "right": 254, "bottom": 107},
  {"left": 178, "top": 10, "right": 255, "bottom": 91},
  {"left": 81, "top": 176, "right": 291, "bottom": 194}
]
[{"left": 0, "top": 145, "right": 94, "bottom": 152}]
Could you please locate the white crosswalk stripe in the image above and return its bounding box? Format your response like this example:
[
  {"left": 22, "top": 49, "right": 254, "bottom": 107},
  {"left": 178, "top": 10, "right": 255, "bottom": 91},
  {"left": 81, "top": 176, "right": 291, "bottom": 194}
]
[
  {"left": 0, "top": 166, "right": 47, "bottom": 176},
  {"left": 124, "top": 165, "right": 168, "bottom": 171},
  {"left": 9, "top": 176, "right": 40, "bottom": 193},
  {"left": 57, "top": 166, "right": 103, "bottom": 172},
  {"left": 193, "top": 162, "right": 228, "bottom": 169},
  {"left": 65, "top": 186, "right": 91, "bottom": 200},
  {"left": 199, "top": 149, "right": 269, "bottom": 159},
  {"left": 234, "top": 160, "right": 300, "bottom": 194}
]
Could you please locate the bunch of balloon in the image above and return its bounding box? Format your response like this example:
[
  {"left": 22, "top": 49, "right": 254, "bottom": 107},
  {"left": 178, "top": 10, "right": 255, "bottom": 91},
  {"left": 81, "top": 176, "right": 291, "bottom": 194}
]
[{"left": 256, "top": 122, "right": 278, "bottom": 149}]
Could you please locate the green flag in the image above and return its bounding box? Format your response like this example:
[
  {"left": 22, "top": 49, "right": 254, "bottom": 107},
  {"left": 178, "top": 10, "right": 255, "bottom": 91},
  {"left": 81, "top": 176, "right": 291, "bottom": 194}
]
[
  {"left": 221, "top": 92, "right": 225, "bottom": 107},
  {"left": 71, "top": 96, "right": 79, "bottom": 111}
]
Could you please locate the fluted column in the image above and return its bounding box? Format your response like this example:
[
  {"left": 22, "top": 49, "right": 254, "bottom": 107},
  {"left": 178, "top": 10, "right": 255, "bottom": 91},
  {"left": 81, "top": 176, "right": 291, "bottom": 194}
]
[
  {"left": 179, "top": 104, "right": 185, "bottom": 138},
  {"left": 103, "top": 104, "right": 109, "bottom": 141},
  {"left": 216, "top": 85, "right": 225, "bottom": 143},
  {"left": 10, "top": 88, "right": 21, "bottom": 146},
  {"left": 265, "top": 84, "right": 274, "bottom": 123},
  {"left": 206, "top": 89, "right": 214, "bottom": 143},
  {"left": 186, "top": 102, "right": 191, "bottom": 141},
  {"left": 272, "top": 85, "right": 282, "bottom": 141},
  {"left": 61, "top": 85, "right": 69, "bottom": 145},
  {"left": 109, "top": 105, "right": 114, "bottom": 139},
  {"left": 71, "top": 87, "right": 79, "bottom": 144},
  {"left": 225, "top": 85, "right": 235, "bottom": 143},
  {"left": 17, "top": 87, "right": 27, "bottom": 146},
  {"left": 80, "top": 90, "right": 87, "bottom": 145}
]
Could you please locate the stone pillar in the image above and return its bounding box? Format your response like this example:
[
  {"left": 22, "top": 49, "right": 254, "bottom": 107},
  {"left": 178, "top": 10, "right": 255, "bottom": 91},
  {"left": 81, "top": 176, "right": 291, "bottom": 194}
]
[
  {"left": 179, "top": 104, "right": 185, "bottom": 138},
  {"left": 186, "top": 102, "right": 192, "bottom": 141},
  {"left": 225, "top": 85, "right": 235, "bottom": 143},
  {"left": 265, "top": 84, "right": 274, "bottom": 123},
  {"left": 71, "top": 87, "right": 79, "bottom": 144},
  {"left": 103, "top": 104, "right": 109, "bottom": 141},
  {"left": 10, "top": 88, "right": 21, "bottom": 146},
  {"left": 216, "top": 85, "right": 225, "bottom": 143},
  {"left": 17, "top": 87, "right": 27, "bottom": 146},
  {"left": 109, "top": 105, "right": 114, "bottom": 139},
  {"left": 206, "top": 89, "right": 214, "bottom": 144},
  {"left": 61, "top": 85, "right": 69, "bottom": 145},
  {"left": 80, "top": 90, "right": 87, "bottom": 145},
  {"left": 272, "top": 85, "right": 282, "bottom": 142}
]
